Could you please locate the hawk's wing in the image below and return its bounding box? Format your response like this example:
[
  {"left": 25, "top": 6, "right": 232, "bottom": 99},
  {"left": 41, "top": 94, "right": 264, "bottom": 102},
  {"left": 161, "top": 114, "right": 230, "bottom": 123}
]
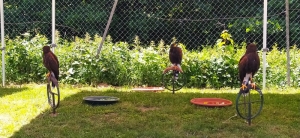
[
  {"left": 238, "top": 55, "right": 248, "bottom": 83},
  {"left": 43, "top": 52, "right": 59, "bottom": 80},
  {"left": 169, "top": 47, "right": 182, "bottom": 65},
  {"left": 238, "top": 53, "right": 260, "bottom": 83}
]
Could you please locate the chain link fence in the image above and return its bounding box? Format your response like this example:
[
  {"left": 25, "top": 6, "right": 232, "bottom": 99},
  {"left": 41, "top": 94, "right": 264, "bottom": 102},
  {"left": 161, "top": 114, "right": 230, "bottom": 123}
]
[
  {"left": 290, "top": 2, "right": 300, "bottom": 47},
  {"left": 0, "top": 0, "right": 300, "bottom": 86},
  {"left": 1, "top": 1, "right": 299, "bottom": 49},
  {"left": 2, "top": 0, "right": 113, "bottom": 41}
]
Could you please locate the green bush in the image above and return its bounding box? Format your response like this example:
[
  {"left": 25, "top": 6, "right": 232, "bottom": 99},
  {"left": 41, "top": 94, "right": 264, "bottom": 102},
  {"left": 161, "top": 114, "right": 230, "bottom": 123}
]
[{"left": 1, "top": 33, "right": 299, "bottom": 88}]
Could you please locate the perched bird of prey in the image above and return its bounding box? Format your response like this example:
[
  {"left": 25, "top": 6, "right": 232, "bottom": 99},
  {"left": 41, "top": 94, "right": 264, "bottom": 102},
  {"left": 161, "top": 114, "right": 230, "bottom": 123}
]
[
  {"left": 168, "top": 43, "right": 183, "bottom": 79},
  {"left": 238, "top": 43, "right": 260, "bottom": 91},
  {"left": 43, "top": 46, "right": 59, "bottom": 88},
  {"left": 169, "top": 43, "right": 182, "bottom": 67}
]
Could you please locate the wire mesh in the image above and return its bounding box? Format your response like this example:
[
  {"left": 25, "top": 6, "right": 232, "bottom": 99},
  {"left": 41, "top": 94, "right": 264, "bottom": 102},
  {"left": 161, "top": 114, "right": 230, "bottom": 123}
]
[
  {"left": 1, "top": 0, "right": 300, "bottom": 87},
  {"left": 2, "top": 1, "right": 298, "bottom": 49},
  {"left": 0, "top": 0, "right": 262, "bottom": 48},
  {"left": 3, "top": 0, "right": 52, "bottom": 38}
]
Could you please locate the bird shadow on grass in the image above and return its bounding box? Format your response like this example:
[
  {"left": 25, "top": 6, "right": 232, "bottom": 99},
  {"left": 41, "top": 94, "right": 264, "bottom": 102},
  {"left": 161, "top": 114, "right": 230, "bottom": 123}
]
[{"left": 0, "top": 87, "right": 29, "bottom": 98}]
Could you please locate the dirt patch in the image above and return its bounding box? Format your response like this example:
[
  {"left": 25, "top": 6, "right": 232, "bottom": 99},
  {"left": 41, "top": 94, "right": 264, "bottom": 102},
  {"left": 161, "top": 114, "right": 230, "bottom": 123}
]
[
  {"left": 104, "top": 112, "right": 118, "bottom": 117},
  {"left": 137, "top": 106, "right": 159, "bottom": 112},
  {"left": 97, "top": 83, "right": 111, "bottom": 88}
]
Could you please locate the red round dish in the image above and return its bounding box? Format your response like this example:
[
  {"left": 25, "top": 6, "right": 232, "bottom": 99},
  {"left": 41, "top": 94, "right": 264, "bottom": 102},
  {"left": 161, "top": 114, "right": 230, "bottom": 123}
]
[{"left": 190, "top": 98, "right": 232, "bottom": 107}]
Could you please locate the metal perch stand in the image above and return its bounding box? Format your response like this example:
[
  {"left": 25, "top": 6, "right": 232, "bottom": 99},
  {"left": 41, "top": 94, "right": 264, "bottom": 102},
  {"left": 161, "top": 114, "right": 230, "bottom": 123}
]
[
  {"left": 46, "top": 74, "right": 60, "bottom": 115},
  {"left": 235, "top": 81, "right": 264, "bottom": 125},
  {"left": 162, "top": 66, "right": 186, "bottom": 94}
]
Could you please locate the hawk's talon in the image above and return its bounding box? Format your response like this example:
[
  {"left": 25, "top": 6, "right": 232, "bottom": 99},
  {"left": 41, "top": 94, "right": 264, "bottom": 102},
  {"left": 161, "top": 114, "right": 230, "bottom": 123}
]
[
  {"left": 45, "top": 72, "right": 52, "bottom": 83},
  {"left": 163, "top": 66, "right": 183, "bottom": 74},
  {"left": 240, "top": 84, "right": 247, "bottom": 90},
  {"left": 173, "top": 66, "right": 183, "bottom": 73},
  {"left": 251, "top": 83, "right": 256, "bottom": 90},
  {"left": 45, "top": 72, "right": 51, "bottom": 77}
]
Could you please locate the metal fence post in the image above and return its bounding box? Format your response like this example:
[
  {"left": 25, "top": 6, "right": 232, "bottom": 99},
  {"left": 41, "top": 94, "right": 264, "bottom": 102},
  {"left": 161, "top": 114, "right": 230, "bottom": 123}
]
[
  {"left": 262, "top": 0, "right": 268, "bottom": 90},
  {"left": 96, "top": 0, "right": 118, "bottom": 58},
  {"left": 1, "top": 0, "right": 5, "bottom": 87},
  {"left": 285, "top": 0, "right": 290, "bottom": 86},
  {"left": 52, "top": 0, "right": 56, "bottom": 52}
]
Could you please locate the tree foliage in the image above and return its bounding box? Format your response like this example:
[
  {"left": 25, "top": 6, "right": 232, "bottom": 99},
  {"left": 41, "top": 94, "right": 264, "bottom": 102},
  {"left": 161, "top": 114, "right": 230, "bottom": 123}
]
[{"left": 2, "top": 0, "right": 299, "bottom": 49}]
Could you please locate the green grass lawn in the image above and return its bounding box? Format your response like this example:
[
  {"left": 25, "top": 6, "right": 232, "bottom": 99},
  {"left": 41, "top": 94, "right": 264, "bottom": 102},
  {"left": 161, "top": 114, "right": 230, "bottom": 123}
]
[{"left": 1, "top": 85, "right": 300, "bottom": 138}]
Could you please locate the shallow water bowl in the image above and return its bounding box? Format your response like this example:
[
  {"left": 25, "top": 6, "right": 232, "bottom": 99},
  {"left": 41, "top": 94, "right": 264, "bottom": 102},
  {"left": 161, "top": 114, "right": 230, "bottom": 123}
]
[
  {"left": 132, "top": 87, "right": 164, "bottom": 92},
  {"left": 190, "top": 98, "right": 232, "bottom": 107},
  {"left": 83, "top": 96, "right": 119, "bottom": 105}
]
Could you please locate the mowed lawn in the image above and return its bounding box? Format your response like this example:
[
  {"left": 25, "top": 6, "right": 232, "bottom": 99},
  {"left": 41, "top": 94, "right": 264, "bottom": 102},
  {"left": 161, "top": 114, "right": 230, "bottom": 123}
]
[{"left": 1, "top": 85, "right": 300, "bottom": 138}]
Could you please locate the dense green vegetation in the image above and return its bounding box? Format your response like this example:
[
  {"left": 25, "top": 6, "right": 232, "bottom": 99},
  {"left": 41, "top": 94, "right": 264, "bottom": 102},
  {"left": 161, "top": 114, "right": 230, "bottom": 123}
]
[
  {"left": 0, "top": 33, "right": 299, "bottom": 88},
  {"left": 3, "top": 0, "right": 299, "bottom": 48}
]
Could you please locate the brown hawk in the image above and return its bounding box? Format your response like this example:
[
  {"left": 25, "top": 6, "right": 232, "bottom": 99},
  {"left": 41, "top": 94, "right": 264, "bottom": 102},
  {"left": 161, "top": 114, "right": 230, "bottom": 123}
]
[
  {"left": 238, "top": 43, "right": 260, "bottom": 91},
  {"left": 43, "top": 46, "right": 59, "bottom": 87}
]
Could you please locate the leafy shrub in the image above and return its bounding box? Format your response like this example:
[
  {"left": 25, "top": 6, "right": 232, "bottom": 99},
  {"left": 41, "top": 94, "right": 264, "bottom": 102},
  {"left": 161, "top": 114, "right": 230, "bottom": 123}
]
[
  {"left": 1, "top": 33, "right": 298, "bottom": 89},
  {"left": 5, "top": 34, "right": 48, "bottom": 84}
]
